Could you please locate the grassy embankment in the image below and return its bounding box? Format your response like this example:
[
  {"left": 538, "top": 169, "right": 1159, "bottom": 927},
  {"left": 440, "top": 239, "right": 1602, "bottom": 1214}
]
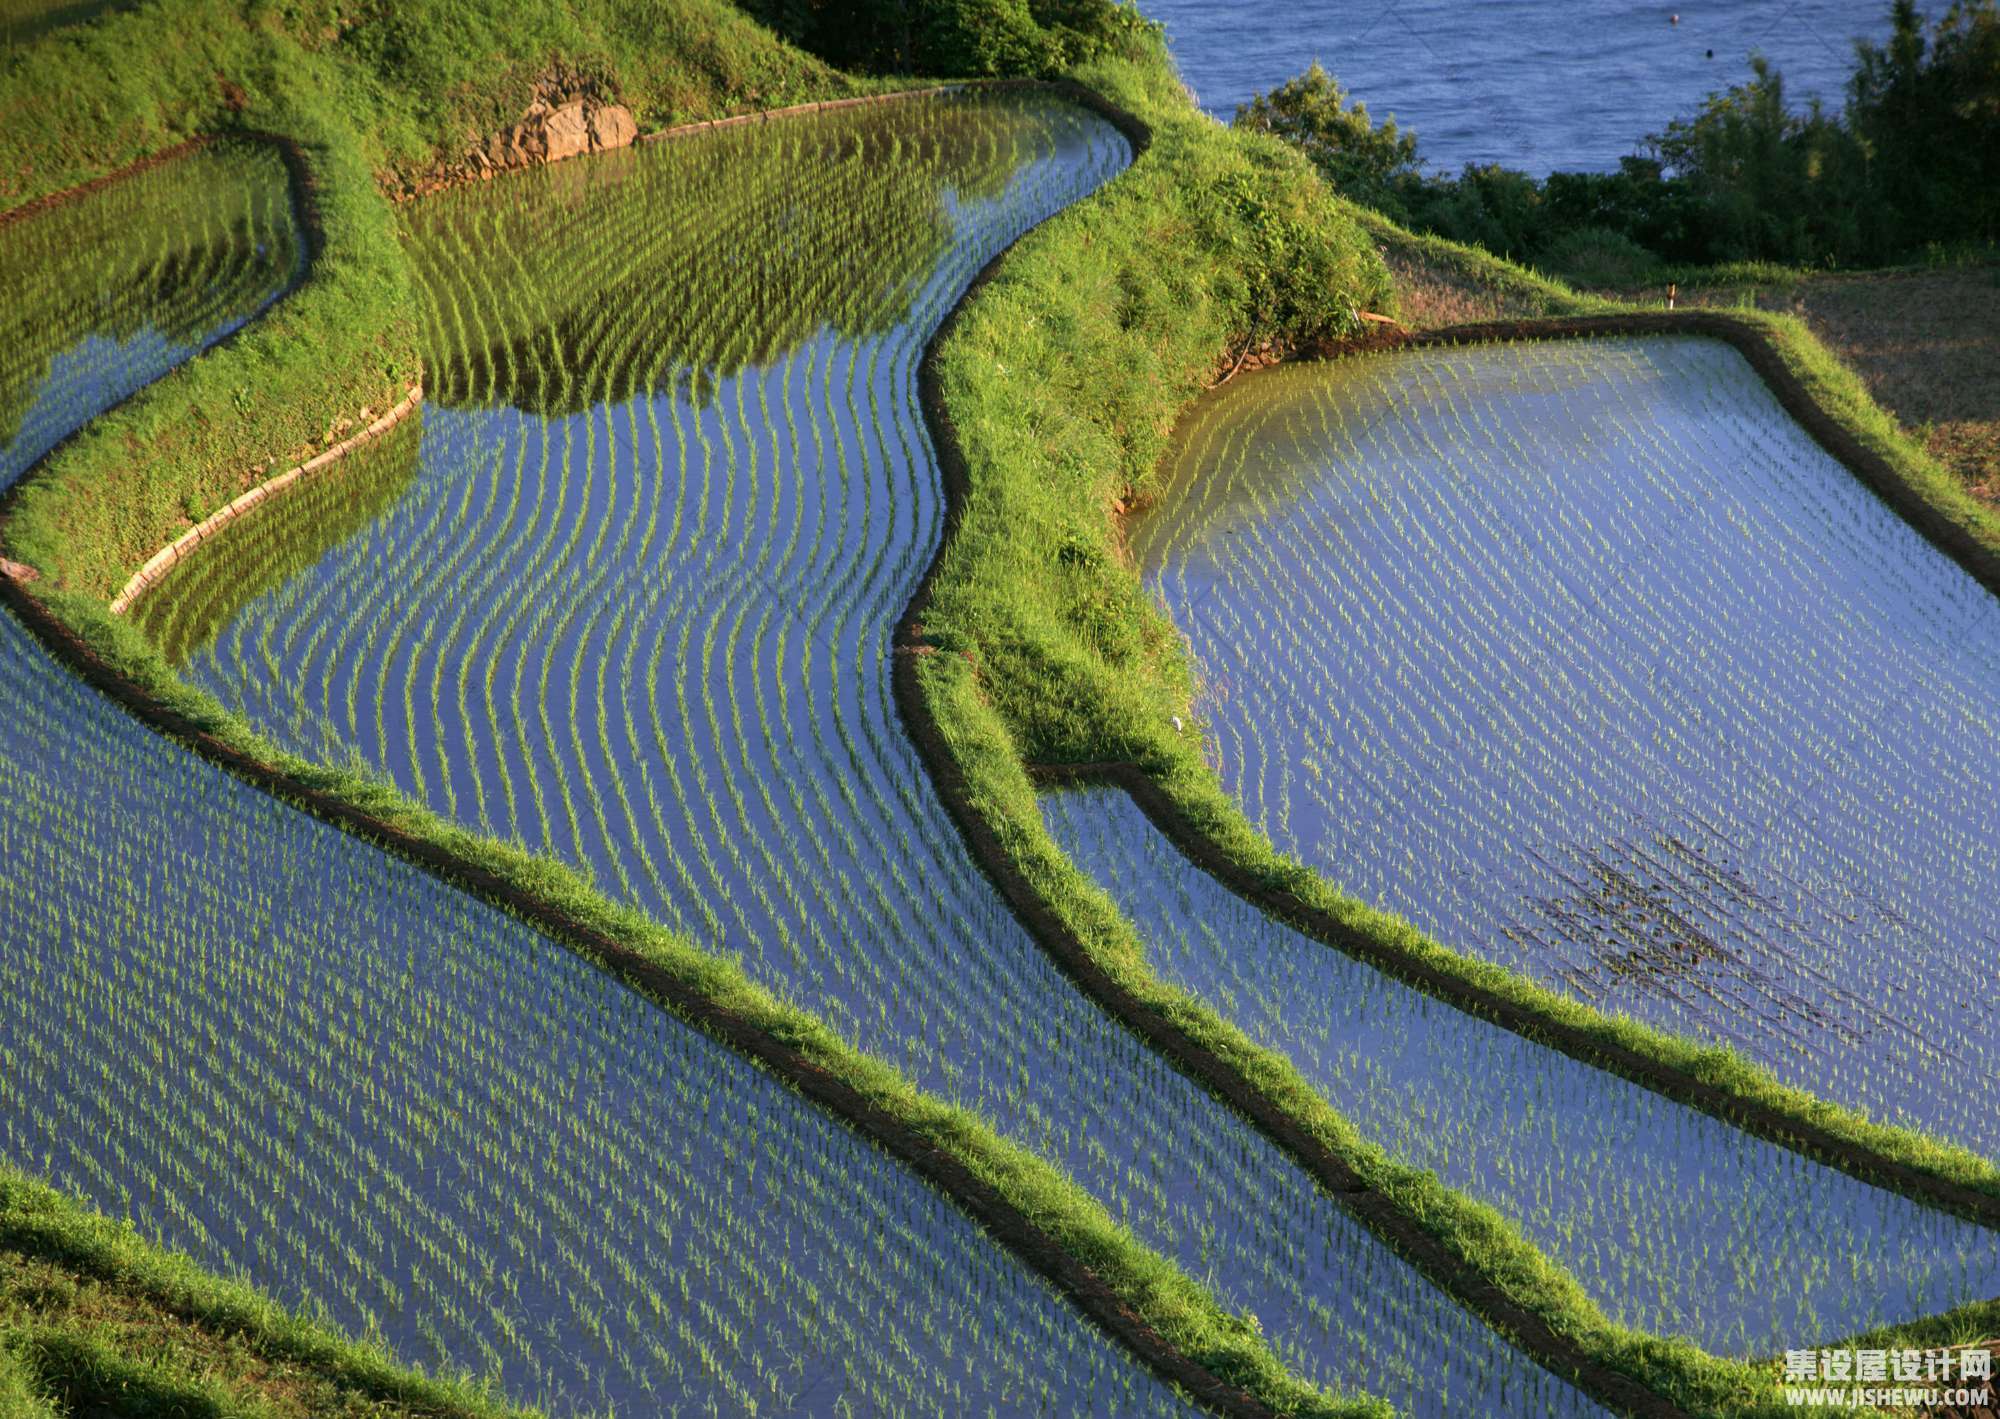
[
  {"left": 0, "top": 1166, "right": 535, "bottom": 1419},
  {"left": 1373, "top": 221, "right": 2000, "bottom": 506},
  {"left": 0, "top": 0, "right": 895, "bottom": 603},
  {"left": 1638, "top": 260, "right": 2000, "bottom": 505},
  {"left": 0, "top": 5, "right": 1403, "bottom": 1416},
  {"left": 912, "top": 38, "right": 2000, "bottom": 1419}
]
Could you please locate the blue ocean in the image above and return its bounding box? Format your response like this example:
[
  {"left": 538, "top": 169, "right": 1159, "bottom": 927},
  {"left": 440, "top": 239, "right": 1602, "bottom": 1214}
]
[{"left": 1140, "top": 0, "right": 1894, "bottom": 173}]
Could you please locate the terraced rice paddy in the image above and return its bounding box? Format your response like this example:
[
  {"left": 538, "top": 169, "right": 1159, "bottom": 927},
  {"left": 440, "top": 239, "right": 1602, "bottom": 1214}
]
[
  {"left": 157, "top": 91, "right": 1614, "bottom": 1415},
  {"left": 0, "top": 138, "right": 301, "bottom": 487},
  {"left": 0, "top": 599, "right": 1219, "bottom": 1419},
  {"left": 0, "top": 135, "right": 1206, "bottom": 1419},
  {"left": 1043, "top": 786, "right": 2000, "bottom": 1355},
  {"left": 1135, "top": 337, "right": 2000, "bottom": 1164}
]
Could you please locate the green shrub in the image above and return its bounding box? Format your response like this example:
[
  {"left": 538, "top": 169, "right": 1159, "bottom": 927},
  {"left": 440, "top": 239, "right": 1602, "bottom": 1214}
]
[
  {"left": 1541, "top": 225, "right": 1660, "bottom": 288},
  {"left": 1231, "top": 62, "right": 1418, "bottom": 213},
  {"left": 733, "top": 0, "right": 1154, "bottom": 78}
]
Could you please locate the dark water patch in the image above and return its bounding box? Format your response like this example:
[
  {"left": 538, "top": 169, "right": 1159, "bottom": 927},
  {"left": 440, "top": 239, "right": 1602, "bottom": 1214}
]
[{"left": 1044, "top": 783, "right": 2000, "bottom": 1355}]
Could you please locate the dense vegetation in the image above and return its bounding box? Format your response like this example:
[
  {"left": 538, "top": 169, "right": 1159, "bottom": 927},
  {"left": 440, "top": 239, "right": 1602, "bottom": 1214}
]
[
  {"left": 1237, "top": 1, "right": 2000, "bottom": 279},
  {"left": 735, "top": 0, "right": 1153, "bottom": 79}
]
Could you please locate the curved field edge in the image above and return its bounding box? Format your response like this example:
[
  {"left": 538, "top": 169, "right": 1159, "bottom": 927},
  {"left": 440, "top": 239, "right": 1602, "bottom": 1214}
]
[
  {"left": 4, "top": 20, "right": 1975, "bottom": 1419},
  {"left": 0, "top": 558, "right": 1365, "bottom": 1419},
  {"left": 1066, "top": 312, "right": 2000, "bottom": 1225},
  {"left": 0, "top": 0, "right": 904, "bottom": 599},
  {"left": 907, "top": 47, "right": 2000, "bottom": 1419},
  {"left": 0, "top": 113, "right": 415, "bottom": 599},
  {"left": 0, "top": 78, "right": 1386, "bottom": 1419},
  {"left": 0, "top": 1166, "right": 538, "bottom": 1419}
]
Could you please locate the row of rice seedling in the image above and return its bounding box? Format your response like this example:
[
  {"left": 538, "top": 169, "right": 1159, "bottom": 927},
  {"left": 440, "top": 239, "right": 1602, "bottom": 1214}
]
[
  {"left": 0, "top": 137, "right": 301, "bottom": 488},
  {"left": 1041, "top": 784, "right": 2000, "bottom": 1356},
  {"left": 1132, "top": 336, "right": 2000, "bottom": 1165},
  {"left": 161, "top": 92, "right": 1615, "bottom": 1416},
  {"left": 3, "top": 1157, "right": 568, "bottom": 1419},
  {"left": 133, "top": 421, "right": 423, "bottom": 666}
]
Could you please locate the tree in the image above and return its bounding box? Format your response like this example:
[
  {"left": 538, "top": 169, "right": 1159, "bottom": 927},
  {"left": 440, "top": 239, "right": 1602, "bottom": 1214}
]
[
  {"left": 1850, "top": 0, "right": 2000, "bottom": 251},
  {"left": 1646, "top": 56, "right": 1863, "bottom": 262},
  {"left": 1232, "top": 63, "right": 1419, "bottom": 212}
]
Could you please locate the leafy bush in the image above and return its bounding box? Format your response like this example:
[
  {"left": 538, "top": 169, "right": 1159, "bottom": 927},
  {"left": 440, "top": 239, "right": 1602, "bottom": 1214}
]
[
  {"left": 735, "top": 0, "right": 1156, "bottom": 78},
  {"left": 1231, "top": 62, "right": 1417, "bottom": 212},
  {"left": 1540, "top": 225, "right": 1660, "bottom": 288}
]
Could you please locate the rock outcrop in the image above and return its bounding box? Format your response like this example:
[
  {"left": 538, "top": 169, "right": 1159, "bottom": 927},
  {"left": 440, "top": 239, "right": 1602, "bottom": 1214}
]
[
  {"left": 480, "top": 97, "right": 635, "bottom": 169},
  {"left": 394, "top": 82, "right": 639, "bottom": 200},
  {"left": 476, "top": 97, "right": 632, "bottom": 173}
]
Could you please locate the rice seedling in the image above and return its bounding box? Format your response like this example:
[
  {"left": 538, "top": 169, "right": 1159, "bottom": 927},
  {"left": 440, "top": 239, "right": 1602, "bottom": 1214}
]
[
  {"left": 0, "top": 137, "right": 301, "bottom": 488},
  {"left": 0, "top": 131, "right": 1210, "bottom": 1419},
  {"left": 0, "top": 601, "right": 1214, "bottom": 1418}
]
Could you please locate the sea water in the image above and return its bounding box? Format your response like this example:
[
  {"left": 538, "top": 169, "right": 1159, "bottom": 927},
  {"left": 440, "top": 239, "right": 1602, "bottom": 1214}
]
[{"left": 1142, "top": 0, "right": 1893, "bottom": 173}]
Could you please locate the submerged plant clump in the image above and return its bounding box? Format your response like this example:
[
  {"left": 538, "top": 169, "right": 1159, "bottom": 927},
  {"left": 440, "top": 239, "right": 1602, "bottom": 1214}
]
[
  {"left": 1043, "top": 784, "right": 2000, "bottom": 1355},
  {"left": 1135, "top": 337, "right": 2000, "bottom": 1163},
  {"left": 163, "top": 91, "right": 1611, "bottom": 1416}
]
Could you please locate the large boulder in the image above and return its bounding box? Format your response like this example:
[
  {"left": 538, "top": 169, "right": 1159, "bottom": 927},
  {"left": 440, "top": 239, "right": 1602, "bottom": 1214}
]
[
  {"left": 588, "top": 104, "right": 638, "bottom": 152},
  {"left": 400, "top": 97, "right": 640, "bottom": 199},
  {"left": 543, "top": 101, "right": 593, "bottom": 163}
]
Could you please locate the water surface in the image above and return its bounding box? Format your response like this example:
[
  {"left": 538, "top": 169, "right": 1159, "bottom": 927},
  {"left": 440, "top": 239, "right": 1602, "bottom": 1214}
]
[
  {"left": 1143, "top": 0, "right": 1891, "bottom": 173},
  {"left": 174, "top": 91, "right": 1613, "bottom": 1418}
]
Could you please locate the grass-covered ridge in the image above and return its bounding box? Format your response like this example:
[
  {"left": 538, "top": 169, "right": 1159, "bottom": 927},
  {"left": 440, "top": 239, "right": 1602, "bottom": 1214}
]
[
  {"left": 920, "top": 111, "right": 2000, "bottom": 1216},
  {"left": 914, "top": 41, "right": 1392, "bottom": 730},
  {"left": 0, "top": 1166, "right": 538, "bottom": 1419},
  {"left": 3, "top": 3, "right": 1985, "bottom": 1415},
  {"left": 0, "top": 0, "right": 866, "bottom": 204},
  {"left": 0, "top": 0, "right": 895, "bottom": 602}
]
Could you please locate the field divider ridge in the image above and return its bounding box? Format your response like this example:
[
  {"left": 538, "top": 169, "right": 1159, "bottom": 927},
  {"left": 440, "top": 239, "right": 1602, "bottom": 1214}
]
[
  {"left": 1027, "top": 749, "right": 2000, "bottom": 1232},
  {"left": 0, "top": 556, "right": 1336, "bottom": 1419},
  {"left": 898, "top": 76, "right": 2000, "bottom": 1409},
  {"left": 1015, "top": 308, "right": 2000, "bottom": 1236},
  {"left": 1305, "top": 311, "right": 2000, "bottom": 600},
  {"left": 105, "top": 380, "right": 424, "bottom": 615}
]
